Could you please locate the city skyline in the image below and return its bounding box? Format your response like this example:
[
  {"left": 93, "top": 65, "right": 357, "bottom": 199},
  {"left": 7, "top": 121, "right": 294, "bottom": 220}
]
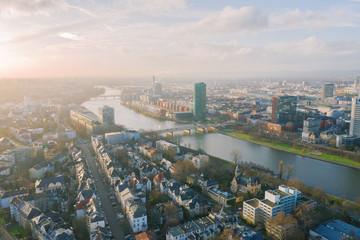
[{"left": 1, "top": 0, "right": 360, "bottom": 79}]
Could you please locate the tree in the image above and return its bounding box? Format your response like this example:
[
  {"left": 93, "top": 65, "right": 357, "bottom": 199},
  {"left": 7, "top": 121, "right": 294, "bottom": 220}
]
[
  {"left": 25, "top": 222, "right": 32, "bottom": 238},
  {"left": 266, "top": 212, "right": 304, "bottom": 240},
  {"left": 219, "top": 229, "right": 237, "bottom": 240},
  {"left": 279, "top": 160, "right": 284, "bottom": 179},
  {"left": 284, "top": 164, "right": 295, "bottom": 180},
  {"left": 164, "top": 202, "right": 179, "bottom": 226},
  {"left": 72, "top": 217, "right": 89, "bottom": 240},
  {"left": 231, "top": 150, "right": 242, "bottom": 166},
  {"left": 172, "top": 160, "right": 197, "bottom": 182},
  {"left": 312, "top": 187, "right": 326, "bottom": 204}
]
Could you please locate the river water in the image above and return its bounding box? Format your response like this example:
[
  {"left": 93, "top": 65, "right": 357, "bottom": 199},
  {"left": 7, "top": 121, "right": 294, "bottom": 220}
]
[{"left": 82, "top": 88, "right": 360, "bottom": 201}]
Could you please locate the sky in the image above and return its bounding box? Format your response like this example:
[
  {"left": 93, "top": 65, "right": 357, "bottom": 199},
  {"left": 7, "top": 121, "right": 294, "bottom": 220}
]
[{"left": 1, "top": 0, "right": 360, "bottom": 79}]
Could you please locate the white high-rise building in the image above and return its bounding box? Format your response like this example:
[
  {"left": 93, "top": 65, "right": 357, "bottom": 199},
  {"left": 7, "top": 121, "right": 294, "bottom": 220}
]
[{"left": 350, "top": 98, "right": 360, "bottom": 136}]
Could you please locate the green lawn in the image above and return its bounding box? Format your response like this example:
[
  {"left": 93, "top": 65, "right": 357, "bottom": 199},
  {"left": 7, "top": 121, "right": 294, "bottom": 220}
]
[
  {"left": 8, "top": 224, "right": 25, "bottom": 238},
  {"left": 314, "top": 153, "right": 360, "bottom": 167},
  {"left": 225, "top": 131, "right": 360, "bottom": 168},
  {"left": 0, "top": 212, "right": 10, "bottom": 225}
]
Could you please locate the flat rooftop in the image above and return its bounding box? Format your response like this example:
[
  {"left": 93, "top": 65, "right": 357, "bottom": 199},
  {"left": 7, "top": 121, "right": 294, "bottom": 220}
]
[
  {"left": 245, "top": 199, "right": 260, "bottom": 208},
  {"left": 261, "top": 199, "right": 280, "bottom": 208}
]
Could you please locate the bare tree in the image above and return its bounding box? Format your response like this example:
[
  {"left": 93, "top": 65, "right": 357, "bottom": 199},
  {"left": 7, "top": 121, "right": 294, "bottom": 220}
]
[
  {"left": 231, "top": 150, "right": 242, "bottom": 166},
  {"left": 284, "top": 164, "right": 295, "bottom": 180}
]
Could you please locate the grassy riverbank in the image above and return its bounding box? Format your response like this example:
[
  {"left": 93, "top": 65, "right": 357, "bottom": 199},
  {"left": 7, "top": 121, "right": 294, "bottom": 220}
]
[{"left": 221, "top": 130, "right": 360, "bottom": 169}]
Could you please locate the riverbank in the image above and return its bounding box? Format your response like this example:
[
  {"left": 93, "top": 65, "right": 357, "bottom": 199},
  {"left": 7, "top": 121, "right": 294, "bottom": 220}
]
[{"left": 220, "top": 130, "right": 360, "bottom": 170}]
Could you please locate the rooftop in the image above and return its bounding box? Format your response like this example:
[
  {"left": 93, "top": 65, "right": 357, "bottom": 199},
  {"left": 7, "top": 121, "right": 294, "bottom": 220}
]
[{"left": 245, "top": 199, "right": 260, "bottom": 208}]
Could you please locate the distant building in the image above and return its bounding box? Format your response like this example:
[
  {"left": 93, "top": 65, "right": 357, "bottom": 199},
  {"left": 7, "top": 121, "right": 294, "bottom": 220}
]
[
  {"left": 271, "top": 96, "right": 297, "bottom": 124},
  {"left": 13, "top": 147, "right": 33, "bottom": 163},
  {"left": 105, "top": 131, "right": 140, "bottom": 144},
  {"left": 156, "top": 140, "right": 180, "bottom": 154},
  {"left": 194, "top": 82, "right": 207, "bottom": 122},
  {"left": 350, "top": 97, "right": 360, "bottom": 136},
  {"left": 99, "top": 105, "right": 115, "bottom": 125},
  {"left": 309, "top": 219, "right": 360, "bottom": 240},
  {"left": 321, "top": 84, "right": 335, "bottom": 101},
  {"left": 152, "top": 76, "right": 162, "bottom": 96}
]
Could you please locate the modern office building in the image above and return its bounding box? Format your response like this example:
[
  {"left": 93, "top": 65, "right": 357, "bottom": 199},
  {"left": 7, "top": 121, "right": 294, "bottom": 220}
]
[
  {"left": 271, "top": 96, "right": 297, "bottom": 123},
  {"left": 152, "top": 76, "right": 162, "bottom": 96},
  {"left": 99, "top": 105, "right": 115, "bottom": 125},
  {"left": 350, "top": 97, "right": 360, "bottom": 136},
  {"left": 194, "top": 82, "right": 207, "bottom": 122},
  {"left": 243, "top": 185, "right": 301, "bottom": 224},
  {"left": 321, "top": 84, "right": 334, "bottom": 101}
]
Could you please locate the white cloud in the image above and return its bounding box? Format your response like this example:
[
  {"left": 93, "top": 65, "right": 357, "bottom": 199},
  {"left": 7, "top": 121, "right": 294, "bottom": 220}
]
[
  {"left": 0, "top": 0, "right": 67, "bottom": 17},
  {"left": 118, "top": 0, "right": 187, "bottom": 13},
  {"left": 174, "top": 6, "right": 268, "bottom": 35},
  {"left": 58, "top": 32, "right": 81, "bottom": 41}
]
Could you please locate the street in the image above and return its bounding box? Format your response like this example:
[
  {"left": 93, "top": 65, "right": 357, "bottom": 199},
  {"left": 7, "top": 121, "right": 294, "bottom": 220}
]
[{"left": 79, "top": 142, "right": 125, "bottom": 240}]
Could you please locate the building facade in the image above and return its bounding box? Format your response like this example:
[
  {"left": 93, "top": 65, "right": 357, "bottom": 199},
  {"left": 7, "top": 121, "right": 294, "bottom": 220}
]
[
  {"left": 271, "top": 96, "right": 297, "bottom": 124},
  {"left": 350, "top": 97, "right": 360, "bottom": 136},
  {"left": 194, "top": 83, "right": 207, "bottom": 122},
  {"left": 99, "top": 105, "right": 115, "bottom": 125},
  {"left": 321, "top": 83, "right": 335, "bottom": 101}
]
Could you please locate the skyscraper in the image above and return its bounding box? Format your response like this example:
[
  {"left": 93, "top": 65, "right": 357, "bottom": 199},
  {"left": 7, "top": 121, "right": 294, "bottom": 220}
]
[
  {"left": 271, "top": 96, "right": 297, "bottom": 124},
  {"left": 321, "top": 83, "right": 334, "bottom": 101},
  {"left": 99, "top": 105, "right": 115, "bottom": 125},
  {"left": 194, "top": 82, "right": 206, "bottom": 122},
  {"left": 350, "top": 98, "right": 360, "bottom": 136},
  {"left": 152, "top": 76, "right": 162, "bottom": 96}
]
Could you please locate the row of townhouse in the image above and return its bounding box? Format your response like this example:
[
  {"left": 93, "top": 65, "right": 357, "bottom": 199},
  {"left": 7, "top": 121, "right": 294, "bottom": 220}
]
[
  {"left": 166, "top": 216, "right": 219, "bottom": 240},
  {"left": 166, "top": 180, "right": 209, "bottom": 218},
  {"left": 10, "top": 197, "right": 75, "bottom": 240},
  {"left": 71, "top": 148, "right": 111, "bottom": 240}
]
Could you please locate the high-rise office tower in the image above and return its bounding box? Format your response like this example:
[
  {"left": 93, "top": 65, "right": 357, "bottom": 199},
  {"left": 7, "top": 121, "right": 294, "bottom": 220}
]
[
  {"left": 321, "top": 83, "right": 334, "bottom": 101},
  {"left": 152, "top": 76, "right": 162, "bottom": 96},
  {"left": 271, "top": 96, "right": 297, "bottom": 123},
  {"left": 355, "top": 76, "right": 360, "bottom": 88},
  {"left": 99, "top": 105, "right": 115, "bottom": 125},
  {"left": 194, "top": 82, "right": 207, "bottom": 122},
  {"left": 350, "top": 98, "right": 360, "bottom": 136}
]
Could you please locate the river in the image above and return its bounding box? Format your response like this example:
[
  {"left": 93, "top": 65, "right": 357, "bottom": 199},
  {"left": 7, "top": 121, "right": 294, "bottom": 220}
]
[{"left": 82, "top": 88, "right": 360, "bottom": 201}]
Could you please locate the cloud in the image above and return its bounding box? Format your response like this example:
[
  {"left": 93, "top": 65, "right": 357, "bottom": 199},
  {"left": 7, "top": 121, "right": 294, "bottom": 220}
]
[
  {"left": 174, "top": 6, "right": 268, "bottom": 35},
  {"left": 0, "top": 0, "right": 67, "bottom": 17},
  {"left": 58, "top": 32, "right": 81, "bottom": 41},
  {"left": 270, "top": 8, "right": 360, "bottom": 29},
  {"left": 2, "top": 18, "right": 99, "bottom": 44},
  {"left": 119, "top": 0, "right": 187, "bottom": 13}
]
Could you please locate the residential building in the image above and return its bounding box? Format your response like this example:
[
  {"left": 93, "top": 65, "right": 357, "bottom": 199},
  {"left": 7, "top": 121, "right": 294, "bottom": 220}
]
[
  {"left": 127, "top": 200, "right": 148, "bottom": 233},
  {"left": 29, "top": 162, "right": 55, "bottom": 180},
  {"left": 135, "top": 231, "right": 156, "bottom": 240},
  {"left": 156, "top": 140, "right": 180, "bottom": 154},
  {"left": 350, "top": 97, "right": 360, "bottom": 136},
  {"left": 166, "top": 216, "right": 219, "bottom": 240},
  {"left": 13, "top": 147, "right": 33, "bottom": 163},
  {"left": 243, "top": 185, "right": 301, "bottom": 224},
  {"left": 35, "top": 176, "right": 69, "bottom": 193},
  {"left": 231, "top": 166, "right": 261, "bottom": 194},
  {"left": 99, "top": 105, "right": 115, "bottom": 125},
  {"left": 309, "top": 219, "right": 360, "bottom": 240},
  {"left": 194, "top": 82, "right": 207, "bottom": 122},
  {"left": 271, "top": 96, "right": 297, "bottom": 124}
]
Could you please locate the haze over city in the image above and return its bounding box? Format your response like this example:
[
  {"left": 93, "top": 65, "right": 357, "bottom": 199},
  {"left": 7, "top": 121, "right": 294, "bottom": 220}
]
[{"left": 1, "top": 0, "right": 360, "bottom": 79}]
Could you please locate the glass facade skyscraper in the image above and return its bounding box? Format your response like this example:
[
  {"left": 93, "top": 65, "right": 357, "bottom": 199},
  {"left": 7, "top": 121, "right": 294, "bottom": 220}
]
[
  {"left": 194, "top": 82, "right": 206, "bottom": 122},
  {"left": 272, "top": 96, "right": 297, "bottom": 124},
  {"left": 99, "top": 105, "right": 115, "bottom": 125}
]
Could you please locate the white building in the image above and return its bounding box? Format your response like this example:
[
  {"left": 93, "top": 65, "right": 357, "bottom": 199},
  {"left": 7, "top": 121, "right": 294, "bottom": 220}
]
[
  {"left": 350, "top": 98, "right": 360, "bottom": 136},
  {"left": 126, "top": 200, "right": 147, "bottom": 233},
  {"left": 243, "top": 185, "right": 301, "bottom": 224},
  {"left": 105, "top": 131, "right": 140, "bottom": 144},
  {"left": 156, "top": 140, "right": 180, "bottom": 154}
]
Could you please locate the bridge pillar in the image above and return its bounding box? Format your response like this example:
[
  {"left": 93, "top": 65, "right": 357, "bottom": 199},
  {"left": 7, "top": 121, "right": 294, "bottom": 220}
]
[
  {"left": 183, "top": 129, "right": 191, "bottom": 135},
  {"left": 196, "top": 128, "right": 205, "bottom": 134},
  {"left": 206, "top": 127, "right": 217, "bottom": 133},
  {"left": 166, "top": 132, "right": 174, "bottom": 138}
]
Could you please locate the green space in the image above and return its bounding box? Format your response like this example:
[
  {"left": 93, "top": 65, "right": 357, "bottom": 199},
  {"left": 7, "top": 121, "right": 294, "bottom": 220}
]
[
  {"left": 0, "top": 212, "right": 10, "bottom": 225},
  {"left": 222, "top": 130, "right": 360, "bottom": 168},
  {"left": 7, "top": 224, "right": 25, "bottom": 238}
]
